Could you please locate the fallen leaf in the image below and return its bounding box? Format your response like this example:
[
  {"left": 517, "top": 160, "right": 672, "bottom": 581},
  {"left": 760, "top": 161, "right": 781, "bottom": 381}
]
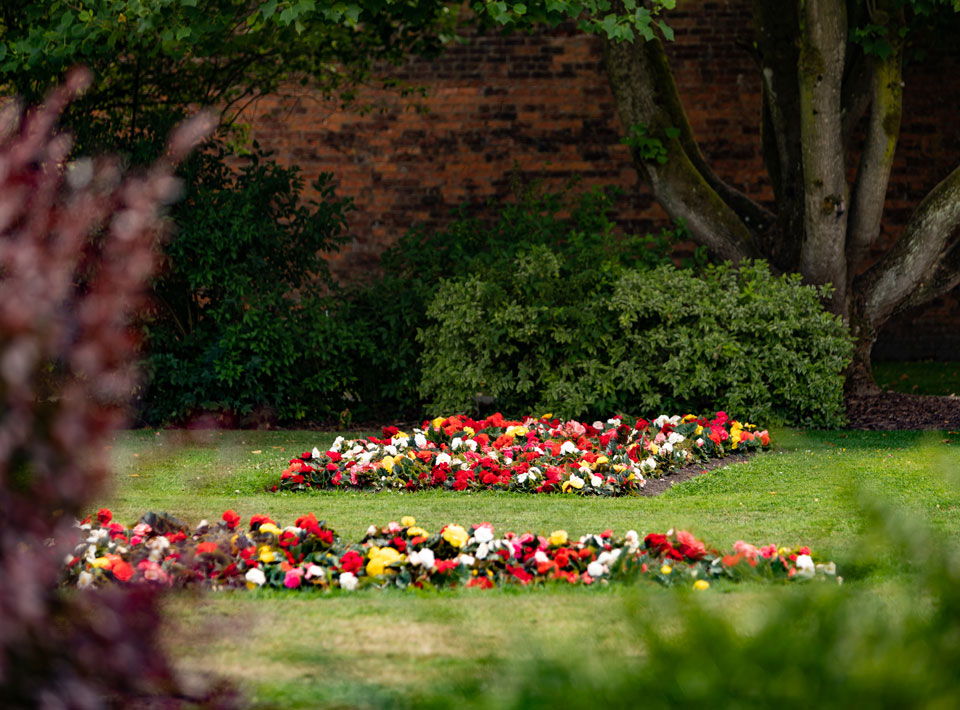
[{"left": 251, "top": 450, "right": 262, "bottom": 454}]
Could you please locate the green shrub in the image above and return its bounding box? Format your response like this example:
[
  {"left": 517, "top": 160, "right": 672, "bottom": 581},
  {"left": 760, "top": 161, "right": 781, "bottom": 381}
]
[
  {"left": 344, "top": 180, "right": 689, "bottom": 419},
  {"left": 419, "top": 260, "right": 852, "bottom": 427},
  {"left": 139, "top": 143, "right": 363, "bottom": 424}
]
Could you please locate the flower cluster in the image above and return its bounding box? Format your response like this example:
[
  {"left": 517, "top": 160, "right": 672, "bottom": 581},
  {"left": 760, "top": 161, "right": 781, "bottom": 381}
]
[
  {"left": 62, "top": 509, "right": 837, "bottom": 593},
  {"left": 276, "top": 412, "right": 770, "bottom": 495}
]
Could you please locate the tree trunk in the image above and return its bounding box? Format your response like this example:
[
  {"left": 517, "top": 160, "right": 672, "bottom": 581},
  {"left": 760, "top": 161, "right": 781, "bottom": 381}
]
[{"left": 600, "top": 1, "right": 960, "bottom": 405}]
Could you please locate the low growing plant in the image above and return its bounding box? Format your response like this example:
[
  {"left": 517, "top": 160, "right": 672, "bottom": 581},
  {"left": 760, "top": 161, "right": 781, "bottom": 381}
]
[{"left": 420, "top": 260, "right": 852, "bottom": 427}]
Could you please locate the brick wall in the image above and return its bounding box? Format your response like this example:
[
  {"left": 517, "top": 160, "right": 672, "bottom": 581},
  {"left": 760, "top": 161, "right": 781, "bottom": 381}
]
[{"left": 239, "top": 0, "right": 960, "bottom": 359}]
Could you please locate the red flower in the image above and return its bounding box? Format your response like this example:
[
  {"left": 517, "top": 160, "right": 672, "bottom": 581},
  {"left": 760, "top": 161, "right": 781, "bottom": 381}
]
[
  {"left": 339, "top": 550, "right": 363, "bottom": 574},
  {"left": 196, "top": 542, "right": 218, "bottom": 555},
  {"left": 110, "top": 558, "right": 134, "bottom": 583},
  {"left": 392, "top": 536, "right": 407, "bottom": 552},
  {"left": 332, "top": 472, "right": 343, "bottom": 486},
  {"left": 222, "top": 510, "right": 241, "bottom": 530},
  {"left": 327, "top": 451, "right": 342, "bottom": 463},
  {"left": 97, "top": 508, "right": 112, "bottom": 525},
  {"left": 466, "top": 576, "right": 494, "bottom": 589},
  {"left": 250, "top": 514, "right": 275, "bottom": 530}
]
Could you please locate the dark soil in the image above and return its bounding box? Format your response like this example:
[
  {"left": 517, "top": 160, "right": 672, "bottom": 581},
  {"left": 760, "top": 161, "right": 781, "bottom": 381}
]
[{"left": 845, "top": 391, "right": 960, "bottom": 431}]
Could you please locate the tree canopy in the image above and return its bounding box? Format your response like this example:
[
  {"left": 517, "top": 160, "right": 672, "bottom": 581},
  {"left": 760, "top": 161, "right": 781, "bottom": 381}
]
[{"left": 0, "top": 0, "right": 456, "bottom": 153}]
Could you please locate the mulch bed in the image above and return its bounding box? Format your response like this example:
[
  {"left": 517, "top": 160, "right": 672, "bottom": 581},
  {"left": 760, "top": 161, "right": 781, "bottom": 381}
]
[{"left": 845, "top": 391, "right": 960, "bottom": 431}]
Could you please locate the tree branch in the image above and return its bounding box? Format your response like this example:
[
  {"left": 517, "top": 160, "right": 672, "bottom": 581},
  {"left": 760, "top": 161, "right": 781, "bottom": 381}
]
[
  {"left": 848, "top": 26, "right": 903, "bottom": 274},
  {"left": 860, "top": 164, "right": 960, "bottom": 322},
  {"left": 601, "top": 35, "right": 760, "bottom": 263}
]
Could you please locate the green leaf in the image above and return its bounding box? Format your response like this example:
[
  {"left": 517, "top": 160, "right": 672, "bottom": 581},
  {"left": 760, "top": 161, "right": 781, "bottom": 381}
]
[
  {"left": 513, "top": 3, "right": 527, "bottom": 14},
  {"left": 657, "top": 19, "right": 674, "bottom": 41}
]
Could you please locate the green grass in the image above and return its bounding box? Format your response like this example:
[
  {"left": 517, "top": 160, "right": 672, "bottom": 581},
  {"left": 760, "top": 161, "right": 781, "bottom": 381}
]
[
  {"left": 873, "top": 360, "right": 960, "bottom": 396},
  {"left": 100, "top": 427, "right": 960, "bottom": 708}
]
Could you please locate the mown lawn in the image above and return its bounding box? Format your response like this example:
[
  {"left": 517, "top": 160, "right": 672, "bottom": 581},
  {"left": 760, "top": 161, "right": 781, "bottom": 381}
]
[{"left": 100, "top": 427, "right": 960, "bottom": 709}]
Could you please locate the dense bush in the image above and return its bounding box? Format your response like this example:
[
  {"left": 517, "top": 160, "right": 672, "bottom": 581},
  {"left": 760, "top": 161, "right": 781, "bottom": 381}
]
[
  {"left": 345, "top": 180, "right": 690, "bottom": 419},
  {"left": 420, "top": 260, "right": 852, "bottom": 427},
  {"left": 139, "top": 144, "right": 363, "bottom": 425}
]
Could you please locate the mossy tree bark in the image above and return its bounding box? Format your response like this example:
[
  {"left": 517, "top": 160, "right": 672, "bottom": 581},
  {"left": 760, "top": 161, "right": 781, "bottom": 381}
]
[{"left": 601, "top": 0, "right": 960, "bottom": 399}]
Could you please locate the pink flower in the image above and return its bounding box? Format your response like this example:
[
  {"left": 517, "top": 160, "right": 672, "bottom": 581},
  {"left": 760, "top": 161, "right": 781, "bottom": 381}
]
[
  {"left": 760, "top": 544, "right": 777, "bottom": 559},
  {"left": 733, "top": 540, "right": 760, "bottom": 562},
  {"left": 284, "top": 568, "right": 304, "bottom": 588},
  {"left": 676, "top": 530, "right": 707, "bottom": 559}
]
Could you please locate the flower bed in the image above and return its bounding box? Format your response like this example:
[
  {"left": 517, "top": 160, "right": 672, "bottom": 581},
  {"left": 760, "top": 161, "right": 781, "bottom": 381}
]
[
  {"left": 276, "top": 412, "right": 770, "bottom": 495},
  {"left": 62, "top": 509, "right": 837, "bottom": 593}
]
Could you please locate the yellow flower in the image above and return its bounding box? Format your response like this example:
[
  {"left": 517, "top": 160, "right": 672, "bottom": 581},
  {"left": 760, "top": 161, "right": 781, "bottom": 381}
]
[
  {"left": 693, "top": 579, "right": 710, "bottom": 591},
  {"left": 541, "top": 412, "right": 553, "bottom": 419},
  {"left": 683, "top": 414, "right": 697, "bottom": 422},
  {"left": 613, "top": 463, "right": 627, "bottom": 472},
  {"left": 463, "top": 426, "right": 475, "bottom": 436},
  {"left": 380, "top": 455, "right": 395, "bottom": 472},
  {"left": 505, "top": 425, "right": 528, "bottom": 437},
  {"left": 649, "top": 444, "right": 659, "bottom": 455},
  {"left": 549, "top": 530, "right": 568, "bottom": 546},
  {"left": 432, "top": 416, "right": 446, "bottom": 430},
  {"left": 407, "top": 526, "right": 428, "bottom": 538},
  {"left": 442, "top": 524, "right": 469, "bottom": 548},
  {"left": 366, "top": 546, "right": 402, "bottom": 576},
  {"left": 661, "top": 565, "right": 672, "bottom": 575},
  {"left": 561, "top": 474, "right": 585, "bottom": 492},
  {"left": 401, "top": 516, "right": 417, "bottom": 527},
  {"left": 595, "top": 455, "right": 609, "bottom": 465},
  {"left": 258, "top": 523, "right": 282, "bottom": 535},
  {"left": 397, "top": 431, "right": 409, "bottom": 439},
  {"left": 258, "top": 546, "right": 277, "bottom": 563},
  {"left": 695, "top": 425, "right": 704, "bottom": 435},
  {"left": 91, "top": 557, "right": 111, "bottom": 569}
]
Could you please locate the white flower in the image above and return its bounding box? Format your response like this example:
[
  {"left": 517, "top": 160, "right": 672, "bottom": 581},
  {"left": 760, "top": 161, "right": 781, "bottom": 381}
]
[
  {"left": 383, "top": 445, "right": 398, "bottom": 456},
  {"left": 641, "top": 457, "right": 657, "bottom": 472},
  {"left": 331, "top": 436, "right": 345, "bottom": 452},
  {"left": 347, "top": 444, "right": 363, "bottom": 456},
  {"left": 696, "top": 438, "right": 705, "bottom": 447},
  {"left": 465, "top": 439, "right": 478, "bottom": 452},
  {"left": 305, "top": 564, "right": 324, "bottom": 579},
  {"left": 517, "top": 471, "right": 529, "bottom": 484},
  {"left": 86, "top": 529, "right": 108, "bottom": 544},
  {"left": 415, "top": 433, "right": 428, "bottom": 448},
  {"left": 366, "top": 442, "right": 378, "bottom": 451},
  {"left": 407, "top": 551, "right": 421, "bottom": 566},
  {"left": 474, "top": 526, "right": 494, "bottom": 544},
  {"left": 598, "top": 549, "right": 621, "bottom": 566},
  {"left": 435, "top": 453, "right": 452, "bottom": 466},
  {"left": 450, "top": 437, "right": 462, "bottom": 450},
  {"left": 607, "top": 417, "right": 622, "bottom": 426},
  {"left": 661, "top": 442, "right": 674, "bottom": 455},
  {"left": 592, "top": 421, "right": 604, "bottom": 430},
  {"left": 476, "top": 542, "right": 490, "bottom": 560},
  {"left": 527, "top": 467, "right": 540, "bottom": 480},
  {"left": 624, "top": 530, "right": 640, "bottom": 551},
  {"left": 590, "top": 474, "right": 603, "bottom": 487},
  {"left": 667, "top": 432, "right": 684, "bottom": 445},
  {"left": 339, "top": 571, "right": 358, "bottom": 590},
  {"left": 587, "top": 561, "right": 606, "bottom": 577},
  {"left": 245, "top": 568, "right": 266, "bottom": 586},
  {"left": 417, "top": 548, "right": 435, "bottom": 569},
  {"left": 457, "top": 554, "right": 475, "bottom": 567},
  {"left": 560, "top": 441, "right": 578, "bottom": 455},
  {"left": 391, "top": 437, "right": 408, "bottom": 450},
  {"left": 579, "top": 463, "right": 593, "bottom": 476},
  {"left": 312, "top": 447, "right": 322, "bottom": 459},
  {"left": 816, "top": 561, "right": 837, "bottom": 576},
  {"left": 77, "top": 571, "right": 95, "bottom": 589},
  {"left": 366, "top": 525, "right": 378, "bottom": 536},
  {"left": 534, "top": 550, "right": 550, "bottom": 564},
  {"left": 654, "top": 415, "right": 670, "bottom": 428},
  {"left": 795, "top": 554, "right": 816, "bottom": 579}
]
